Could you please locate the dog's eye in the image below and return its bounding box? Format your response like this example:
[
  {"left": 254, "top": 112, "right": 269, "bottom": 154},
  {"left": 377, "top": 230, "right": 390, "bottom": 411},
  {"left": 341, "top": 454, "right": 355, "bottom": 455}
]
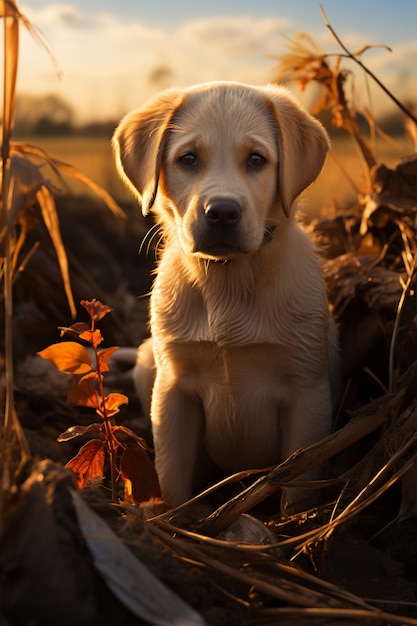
[
  {"left": 247, "top": 153, "right": 266, "bottom": 168},
  {"left": 178, "top": 152, "right": 198, "bottom": 167}
]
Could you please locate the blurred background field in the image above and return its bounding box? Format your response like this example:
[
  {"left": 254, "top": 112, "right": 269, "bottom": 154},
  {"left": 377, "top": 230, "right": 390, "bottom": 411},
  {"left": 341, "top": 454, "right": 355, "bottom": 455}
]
[{"left": 20, "top": 130, "right": 414, "bottom": 216}]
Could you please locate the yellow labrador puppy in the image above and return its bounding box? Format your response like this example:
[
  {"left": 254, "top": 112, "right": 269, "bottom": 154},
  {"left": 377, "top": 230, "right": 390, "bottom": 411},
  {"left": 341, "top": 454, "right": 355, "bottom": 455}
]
[{"left": 113, "top": 81, "right": 338, "bottom": 507}]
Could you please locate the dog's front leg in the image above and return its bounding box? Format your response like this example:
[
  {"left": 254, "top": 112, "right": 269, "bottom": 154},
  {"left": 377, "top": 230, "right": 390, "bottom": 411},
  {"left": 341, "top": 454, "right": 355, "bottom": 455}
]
[
  {"left": 281, "top": 376, "right": 332, "bottom": 511},
  {"left": 151, "top": 374, "right": 205, "bottom": 506}
]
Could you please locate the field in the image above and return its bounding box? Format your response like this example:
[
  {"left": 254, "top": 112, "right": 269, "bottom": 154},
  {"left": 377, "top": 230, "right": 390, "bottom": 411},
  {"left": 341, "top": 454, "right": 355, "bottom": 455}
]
[{"left": 2, "top": 127, "right": 415, "bottom": 625}]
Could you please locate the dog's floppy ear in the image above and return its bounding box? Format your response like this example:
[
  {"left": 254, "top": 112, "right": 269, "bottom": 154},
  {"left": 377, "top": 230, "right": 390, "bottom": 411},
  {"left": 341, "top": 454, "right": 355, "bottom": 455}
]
[
  {"left": 265, "top": 85, "right": 329, "bottom": 217},
  {"left": 112, "top": 89, "right": 184, "bottom": 215}
]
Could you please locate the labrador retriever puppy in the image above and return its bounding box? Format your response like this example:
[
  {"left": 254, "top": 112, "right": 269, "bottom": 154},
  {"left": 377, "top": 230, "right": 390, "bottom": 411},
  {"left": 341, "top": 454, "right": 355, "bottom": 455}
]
[{"left": 113, "top": 81, "right": 338, "bottom": 508}]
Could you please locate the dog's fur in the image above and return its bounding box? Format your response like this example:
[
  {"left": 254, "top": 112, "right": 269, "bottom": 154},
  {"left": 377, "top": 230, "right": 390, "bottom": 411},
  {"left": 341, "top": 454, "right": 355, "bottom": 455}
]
[{"left": 113, "top": 81, "right": 339, "bottom": 507}]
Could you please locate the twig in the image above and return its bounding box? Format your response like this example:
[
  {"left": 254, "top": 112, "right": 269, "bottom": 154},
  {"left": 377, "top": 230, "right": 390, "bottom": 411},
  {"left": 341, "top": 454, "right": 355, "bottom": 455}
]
[
  {"left": 148, "top": 524, "right": 417, "bottom": 624},
  {"left": 320, "top": 4, "right": 417, "bottom": 126},
  {"left": 388, "top": 254, "right": 416, "bottom": 392}
]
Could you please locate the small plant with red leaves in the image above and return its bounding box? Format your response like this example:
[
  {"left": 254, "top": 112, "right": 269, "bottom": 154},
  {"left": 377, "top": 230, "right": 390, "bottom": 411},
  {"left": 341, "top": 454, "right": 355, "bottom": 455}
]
[{"left": 38, "top": 299, "right": 160, "bottom": 503}]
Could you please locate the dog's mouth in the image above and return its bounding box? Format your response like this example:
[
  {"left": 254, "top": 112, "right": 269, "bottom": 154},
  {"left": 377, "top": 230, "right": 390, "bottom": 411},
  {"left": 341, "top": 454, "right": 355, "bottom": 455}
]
[
  {"left": 195, "top": 242, "right": 245, "bottom": 261},
  {"left": 193, "top": 226, "right": 276, "bottom": 262}
]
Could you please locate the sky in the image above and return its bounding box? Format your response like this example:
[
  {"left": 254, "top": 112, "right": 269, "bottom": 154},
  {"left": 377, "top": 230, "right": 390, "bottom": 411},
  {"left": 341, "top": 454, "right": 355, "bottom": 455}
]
[{"left": 16, "top": 0, "right": 417, "bottom": 124}]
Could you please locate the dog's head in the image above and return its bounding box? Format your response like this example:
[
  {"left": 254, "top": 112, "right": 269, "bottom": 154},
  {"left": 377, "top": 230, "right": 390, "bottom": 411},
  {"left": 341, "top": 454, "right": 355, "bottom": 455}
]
[{"left": 113, "top": 82, "right": 329, "bottom": 260}]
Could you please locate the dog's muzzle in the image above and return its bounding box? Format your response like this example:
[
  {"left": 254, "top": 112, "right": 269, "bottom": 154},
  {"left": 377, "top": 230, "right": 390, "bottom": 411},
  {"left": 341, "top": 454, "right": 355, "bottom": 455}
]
[{"left": 192, "top": 199, "right": 243, "bottom": 257}]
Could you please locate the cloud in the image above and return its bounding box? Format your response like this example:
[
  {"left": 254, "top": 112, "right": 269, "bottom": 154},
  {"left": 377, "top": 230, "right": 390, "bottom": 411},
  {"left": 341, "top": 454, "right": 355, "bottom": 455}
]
[
  {"left": 17, "top": 3, "right": 416, "bottom": 123},
  {"left": 177, "top": 15, "right": 293, "bottom": 55},
  {"left": 19, "top": 6, "right": 289, "bottom": 120},
  {"left": 26, "top": 3, "right": 85, "bottom": 28}
]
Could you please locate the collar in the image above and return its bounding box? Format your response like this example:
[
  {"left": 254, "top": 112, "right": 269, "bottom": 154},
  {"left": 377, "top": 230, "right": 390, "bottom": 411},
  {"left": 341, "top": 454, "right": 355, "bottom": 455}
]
[{"left": 261, "top": 226, "right": 276, "bottom": 247}]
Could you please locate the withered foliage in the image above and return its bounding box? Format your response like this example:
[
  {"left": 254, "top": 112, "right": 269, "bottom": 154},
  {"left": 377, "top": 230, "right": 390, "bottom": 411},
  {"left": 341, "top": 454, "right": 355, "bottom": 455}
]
[{"left": 0, "top": 1, "right": 125, "bottom": 512}]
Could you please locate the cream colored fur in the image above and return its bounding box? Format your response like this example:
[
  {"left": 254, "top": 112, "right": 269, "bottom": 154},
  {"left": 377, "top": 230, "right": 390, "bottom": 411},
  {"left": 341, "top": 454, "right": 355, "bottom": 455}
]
[{"left": 113, "top": 81, "right": 338, "bottom": 507}]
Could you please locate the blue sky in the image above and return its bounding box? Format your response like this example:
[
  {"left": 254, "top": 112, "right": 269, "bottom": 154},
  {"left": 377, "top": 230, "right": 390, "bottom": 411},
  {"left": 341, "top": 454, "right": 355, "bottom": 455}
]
[
  {"left": 23, "top": 0, "right": 417, "bottom": 39},
  {"left": 18, "top": 1, "right": 417, "bottom": 122}
]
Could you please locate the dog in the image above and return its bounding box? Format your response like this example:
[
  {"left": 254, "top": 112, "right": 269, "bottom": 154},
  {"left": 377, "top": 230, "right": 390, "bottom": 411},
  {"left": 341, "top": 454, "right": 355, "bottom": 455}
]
[{"left": 113, "top": 81, "right": 339, "bottom": 508}]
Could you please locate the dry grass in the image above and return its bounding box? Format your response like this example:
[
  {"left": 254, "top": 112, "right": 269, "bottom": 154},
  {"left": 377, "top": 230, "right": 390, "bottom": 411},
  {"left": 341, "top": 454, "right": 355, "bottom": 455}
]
[{"left": 0, "top": 1, "right": 123, "bottom": 532}]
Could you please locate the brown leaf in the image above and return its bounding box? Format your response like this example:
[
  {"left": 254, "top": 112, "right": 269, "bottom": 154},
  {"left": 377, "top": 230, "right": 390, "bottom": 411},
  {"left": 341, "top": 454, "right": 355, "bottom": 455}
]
[
  {"left": 57, "top": 423, "right": 103, "bottom": 442},
  {"left": 114, "top": 426, "right": 152, "bottom": 450},
  {"left": 59, "top": 322, "right": 90, "bottom": 340},
  {"left": 38, "top": 342, "right": 93, "bottom": 374},
  {"left": 120, "top": 443, "right": 160, "bottom": 503},
  {"left": 81, "top": 299, "right": 112, "bottom": 322},
  {"left": 36, "top": 184, "right": 76, "bottom": 318},
  {"left": 67, "top": 439, "right": 106, "bottom": 489}
]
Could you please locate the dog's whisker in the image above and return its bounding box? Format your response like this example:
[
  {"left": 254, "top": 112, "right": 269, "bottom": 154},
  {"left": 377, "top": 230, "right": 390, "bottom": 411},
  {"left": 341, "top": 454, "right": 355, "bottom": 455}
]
[
  {"left": 143, "top": 225, "right": 166, "bottom": 260},
  {"left": 154, "top": 234, "right": 165, "bottom": 261},
  {"left": 148, "top": 231, "right": 161, "bottom": 257},
  {"left": 139, "top": 223, "right": 161, "bottom": 256}
]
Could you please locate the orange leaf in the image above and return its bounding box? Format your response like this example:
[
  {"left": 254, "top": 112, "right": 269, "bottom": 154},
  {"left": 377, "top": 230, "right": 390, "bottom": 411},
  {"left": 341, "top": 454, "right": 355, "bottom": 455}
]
[
  {"left": 119, "top": 443, "right": 160, "bottom": 503},
  {"left": 97, "top": 346, "right": 119, "bottom": 373},
  {"left": 80, "top": 371, "right": 100, "bottom": 384},
  {"left": 67, "top": 439, "right": 105, "bottom": 489},
  {"left": 37, "top": 342, "right": 93, "bottom": 374},
  {"left": 101, "top": 392, "right": 128, "bottom": 418},
  {"left": 79, "top": 329, "right": 103, "bottom": 349},
  {"left": 81, "top": 299, "right": 112, "bottom": 322},
  {"left": 67, "top": 382, "right": 100, "bottom": 410}
]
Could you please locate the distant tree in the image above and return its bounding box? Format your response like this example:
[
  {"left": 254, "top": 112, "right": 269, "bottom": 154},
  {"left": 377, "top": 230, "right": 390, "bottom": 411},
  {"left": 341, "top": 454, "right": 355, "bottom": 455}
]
[
  {"left": 148, "top": 64, "right": 174, "bottom": 90},
  {"left": 14, "top": 94, "right": 75, "bottom": 136}
]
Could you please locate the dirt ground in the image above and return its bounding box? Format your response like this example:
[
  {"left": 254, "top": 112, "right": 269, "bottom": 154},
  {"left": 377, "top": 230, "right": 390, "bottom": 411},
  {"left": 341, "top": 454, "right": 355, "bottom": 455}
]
[{"left": 1, "top": 155, "right": 417, "bottom": 625}]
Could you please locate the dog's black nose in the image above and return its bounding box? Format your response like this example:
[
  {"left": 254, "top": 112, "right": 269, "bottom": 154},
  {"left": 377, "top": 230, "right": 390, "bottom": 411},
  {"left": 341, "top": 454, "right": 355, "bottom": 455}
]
[{"left": 205, "top": 200, "right": 241, "bottom": 225}]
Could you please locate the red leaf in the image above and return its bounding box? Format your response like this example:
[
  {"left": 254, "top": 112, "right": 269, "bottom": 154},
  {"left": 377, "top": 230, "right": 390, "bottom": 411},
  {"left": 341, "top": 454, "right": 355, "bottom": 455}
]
[
  {"left": 67, "top": 381, "right": 100, "bottom": 410},
  {"left": 67, "top": 439, "right": 106, "bottom": 489},
  {"left": 57, "top": 423, "right": 103, "bottom": 442},
  {"left": 119, "top": 443, "right": 160, "bottom": 503},
  {"left": 81, "top": 299, "right": 112, "bottom": 322},
  {"left": 37, "top": 342, "right": 93, "bottom": 374}
]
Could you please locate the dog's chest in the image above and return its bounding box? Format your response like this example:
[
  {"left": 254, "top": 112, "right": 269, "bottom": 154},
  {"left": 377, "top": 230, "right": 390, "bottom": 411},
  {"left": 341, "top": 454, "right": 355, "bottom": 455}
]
[
  {"left": 152, "top": 270, "right": 293, "bottom": 347},
  {"left": 151, "top": 250, "right": 330, "bottom": 377},
  {"left": 167, "top": 340, "right": 290, "bottom": 470}
]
